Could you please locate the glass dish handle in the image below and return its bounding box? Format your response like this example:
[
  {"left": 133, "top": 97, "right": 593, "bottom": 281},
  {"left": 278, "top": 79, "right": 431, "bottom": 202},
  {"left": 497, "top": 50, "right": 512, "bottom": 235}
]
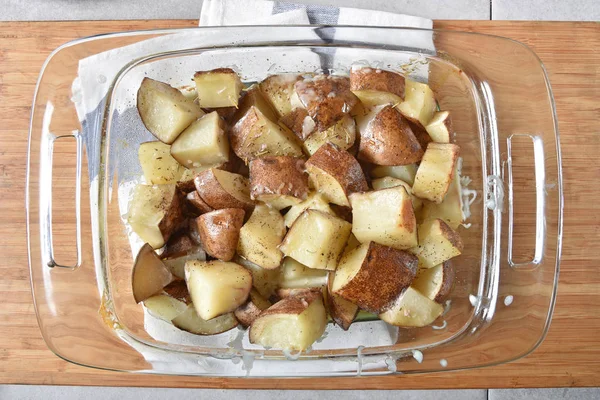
[
  {"left": 39, "top": 132, "right": 82, "bottom": 269},
  {"left": 506, "top": 134, "right": 545, "bottom": 269}
]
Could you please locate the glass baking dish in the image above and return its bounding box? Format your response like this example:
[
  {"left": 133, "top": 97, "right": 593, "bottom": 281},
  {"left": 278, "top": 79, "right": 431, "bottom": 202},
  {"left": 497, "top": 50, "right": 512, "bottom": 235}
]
[{"left": 26, "top": 26, "right": 562, "bottom": 377}]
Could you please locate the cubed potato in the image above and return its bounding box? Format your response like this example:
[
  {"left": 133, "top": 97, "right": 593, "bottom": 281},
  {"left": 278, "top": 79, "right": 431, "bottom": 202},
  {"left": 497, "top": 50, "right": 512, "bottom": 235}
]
[
  {"left": 237, "top": 204, "right": 286, "bottom": 269},
  {"left": 371, "top": 177, "right": 423, "bottom": 211},
  {"left": 170, "top": 111, "right": 229, "bottom": 169},
  {"left": 395, "top": 79, "right": 437, "bottom": 127},
  {"left": 249, "top": 292, "right": 327, "bottom": 351},
  {"left": 302, "top": 114, "right": 356, "bottom": 156},
  {"left": 195, "top": 208, "right": 245, "bottom": 261},
  {"left": 172, "top": 305, "right": 239, "bottom": 335},
  {"left": 137, "top": 78, "right": 204, "bottom": 144},
  {"left": 379, "top": 287, "right": 444, "bottom": 327},
  {"left": 279, "top": 257, "right": 329, "bottom": 288},
  {"left": 138, "top": 141, "right": 184, "bottom": 184},
  {"left": 412, "top": 261, "right": 455, "bottom": 303},
  {"left": 350, "top": 186, "right": 417, "bottom": 250},
  {"left": 407, "top": 119, "right": 433, "bottom": 150},
  {"left": 194, "top": 168, "right": 254, "bottom": 212},
  {"left": 412, "top": 143, "right": 460, "bottom": 203},
  {"left": 259, "top": 74, "right": 303, "bottom": 117},
  {"left": 132, "top": 243, "right": 175, "bottom": 303},
  {"left": 370, "top": 164, "right": 418, "bottom": 185},
  {"left": 235, "top": 289, "right": 271, "bottom": 327},
  {"left": 143, "top": 294, "right": 188, "bottom": 322},
  {"left": 230, "top": 106, "right": 304, "bottom": 162},
  {"left": 279, "top": 107, "right": 316, "bottom": 141},
  {"left": 249, "top": 156, "right": 309, "bottom": 210},
  {"left": 128, "top": 183, "right": 185, "bottom": 249},
  {"left": 279, "top": 210, "right": 352, "bottom": 271},
  {"left": 184, "top": 260, "right": 252, "bottom": 320},
  {"left": 160, "top": 231, "right": 196, "bottom": 259},
  {"left": 235, "top": 255, "right": 280, "bottom": 299},
  {"left": 350, "top": 67, "right": 405, "bottom": 98},
  {"left": 294, "top": 75, "right": 358, "bottom": 131},
  {"left": 233, "top": 84, "right": 279, "bottom": 125},
  {"left": 283, "top": 192, "right": 334, "bottom": 228},
  {"left": 193, "top": 68, "right": 243, "bottom": 108},
  {"left": 305, "top": 143, "right": 368, "bottom": 207},
  {"left": 356, "top": 104, "right": 423, "bottom": 166},
  {"left": 425, "top": 111, "right": 453, "bottom": 143},
  {"left": 162, "top": 280, "right": 192, "bottom": 305},
  {"left": 275, "top": 287, "right": 322, "bottom": 299},
  {"left": 185, "top": 190, "right": 214, "bottom": 214},
  {"left": 331, "top": 242, "right": 418, "bottom": 313},
  {"left": 162, "top": 246, "right": 206, "bottom": 280},
  {"left": 421, "top": 169, "right": 464, "bottom": 229},
  {"left": 352, "top": 90, "right": 403, "bottom": 113},
  {"left": 409, "top": 218, "right": 463, "bottom": 269},
  {"left": 326, "top": 275, "right": 359, "bottom": 331}
]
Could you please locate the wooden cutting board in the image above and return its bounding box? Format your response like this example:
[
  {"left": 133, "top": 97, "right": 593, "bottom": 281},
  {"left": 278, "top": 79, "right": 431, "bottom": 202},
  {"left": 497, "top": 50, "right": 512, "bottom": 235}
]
[{"left": 0, "top": 20, "right": 598, "bottom": 389}]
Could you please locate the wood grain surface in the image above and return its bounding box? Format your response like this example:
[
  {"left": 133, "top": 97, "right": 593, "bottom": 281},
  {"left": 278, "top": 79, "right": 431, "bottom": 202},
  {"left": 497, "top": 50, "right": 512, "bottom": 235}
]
[{"left": 0, "top": 20, "right": 598, "bottom": 389}]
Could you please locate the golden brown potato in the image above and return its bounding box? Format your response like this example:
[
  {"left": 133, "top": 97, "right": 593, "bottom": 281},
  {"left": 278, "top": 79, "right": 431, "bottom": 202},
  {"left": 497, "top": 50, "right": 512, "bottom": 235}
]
[
  {"left": 138, "top": 141, "right": 184, "bottom": 184},
  {"left": 302, "top": 114, "right": 356, "bottom": 156},
  {"left": 379, "top": 287, "right": 443, "bottom": 328},
  {"left": 279, "top": 107, "right": 316, "bottom": 141},
  {"left": 425, "top": 111, "right": 453, "bottom": 143},
  {"left": 331, "top": 242, "right": 418, "bottom": 313},
  {"left": 396, "top": 79, "right": 437, "bottom": 127},
  {"left": 132, "top": 243, "right": 175, "bottom": 303},
  {"left": 195, "top": 208, "right": 245, "bottom": 261},
  {"left": 412, "top": 143, "right": 460, "bottom": 203},
  {"left": 350, "top": 67, "right": 405, "bottom": 98},
  {"left": 234, "top": 289, "right": 271, "bottom": 327},
  {"left": 356, "top": 104, "right": 423, "bottom": 166},
  {"left": 137, "top": 78, "right": 204, "bottom": 144},
  {"left": 233, "top": 84, "right": 279, "bottom": 125},
  {"left": 237, "top": 204, "right": 286, "bottom": 269},
  {"left": 409, "top": 218, "right": 463, "bottom": 269},
  {"left": 248, "top": 156, "right": 309, "bottom": 209},
  {"left": 194, "top": 168, "right": 254, "bottom": 212},
  {"left": 193, "top": 68, "right": 243, "bottom": 108},
  {"left": 294, "top": 75, "right": 358, "bottom": 131},
  {"left": 305, "top": 143, "right": 368, "bottom": 207},
  {"left": 172, "top": 306, "right": 239, "bottom": 335},
  {"left": 259, "top": 74, "right": 303, "bottom": 117},
  {"left": 412, "top": 261, "right": 455, "bottom": 302}
]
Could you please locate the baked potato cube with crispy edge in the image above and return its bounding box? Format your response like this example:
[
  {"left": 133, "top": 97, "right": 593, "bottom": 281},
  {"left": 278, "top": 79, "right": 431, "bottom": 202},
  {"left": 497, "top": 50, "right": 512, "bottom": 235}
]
[
  {"left": 184, "top": 260, "right": 252, "bottom": 320},
  {"left": 279, "top": 209, "right": 352, "bottom": 271},
  {"left": 249, "top": 292, "right": 327, "bottom": 351},
  {"left": 194, "top": 208, "right": 245, "bottom": 261},
  {"left": 379, "top": 287, "right": 444, "bottom": 327},
  {"left": 284, "top": 191, "right": 334, "bottom": 228},
  {"left": 233, "top": 84, "right": 279, "bottom": 125},
  {"left": 295, "top": 75, "right": 359, "bottom": 132},
  {"left": 421, "top": 168, "right": 464, "bottom": 229},
  {"left": 331, "top": 242, "right": 418, "bottom": 313},
  {"left": 172, "top": 306, "right": 239, "bottom": 335},
  {"left": 230, "top": 106, "right": 304, "bottom": 162},
  {"left": 249, "top": 156, "right": 309, "bottom": 210},
  {"left": 193, "top": 68, "right": 243, "bottom": 108},
  {"left": 356, "top": 104, "right": 423, "bottom": 166},
  {"left": 326, "top": 273, "right": 359, "bottom": 330},
  {"left": 194, "top": 168, "right": 254, "bottom": 212},
  {"left": 279, "top": 108, "right": 316, "bottom": 141},
  {"left": 409, "top": 218, "right": 464, "bottom": 269},
  {"left": 170, "top": 111, "right": 229, "bottom": 169},
  {"left": 350, "top": 67, "right": 406, "bottom": 98},
  {"left": 138, "top": 141, "right": 184, "bottom": 184},
  {"left": 234, "top": 256, "right": 280, "bottom": 299},
  {"left": 259, "top": 74, "right": 303, "bottom": 117},
  {"left": 371, "top": 176, "right": 423, "bottom": 211},
  {"left": 132, "top": 243, "right": 175, "bottom": 303},
  {"left": 235, "top": 288, "right": 271, "bottom": 327},
  {"left": 370, "top": 164, "right": 418, "bottom": 185},
  {"left": 412, "top": 143, "right": 460, "bottom": 203},
  {"left": 137, "top": 78, "right": 204, "bottom": 144},
  {"left": 305, "top": 143, "right": 368, "bottom": 207},
  {"left": 395, "top": 79, "right": 437, "bottom": 127},
  {"left": 279, "top": 257, "right": 329, "bottom": 289},
  {"left": 425, "top": 111, "right": 453, "bottom": 143},
  {"left": 350, "top": 185, "right": 418, "bottom": 250},
  {"left": 407, "top": 119, "right": 433, "bottom": 150},
  {"left": 128, "top": 183, "right": 185, "bottom": 249},
  {"left": 412, "top": 261, "right": 455, "bottom": 303},
  {"left": 303, "top": 114, "right": 356, "bottom": 156},
  {"left": 237, "top": 204, "right": 286, "bottom": 269}
]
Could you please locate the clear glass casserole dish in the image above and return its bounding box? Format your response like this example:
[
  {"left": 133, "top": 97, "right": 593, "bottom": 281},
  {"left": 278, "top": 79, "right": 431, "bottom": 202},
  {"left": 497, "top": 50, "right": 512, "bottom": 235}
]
[{"left": 26, "top": 26, "right": 562, "bottom": 377}]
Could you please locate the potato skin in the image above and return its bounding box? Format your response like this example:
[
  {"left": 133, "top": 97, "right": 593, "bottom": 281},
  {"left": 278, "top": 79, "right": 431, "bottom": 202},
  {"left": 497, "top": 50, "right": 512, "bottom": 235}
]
[
  {"left": 407, "top": 119, "right": 433, "bottom": 150},
  {"left": 195, "top": 208, "right": 245, "bottom": 261},
  {"left": 234, "top": 300, "right": 264, "bottom": 327},
  {"left": 163, "top": 280, "right": 192, "bottom": 304},
  {"left": 194, "top": 169, "right": 254, "bottom": 212},
  {"left": 358, "top": 105, "right": 423, "bottom": 166},
  {"left": 436, "top": 261, "right": 455, "bottom": 302},
  {"left": 279, "top": 108, "right": 316, "bottom": 141},
  {"left": 249, "top": 156, "right": 308, "bottom": 201},
  {"left": 186, "top": 191, "right": 214, "bottom": 214},
  {"left": 158, "top": 189, "right": 186, "bottom": 245},
  {"left": 335, "top": 242, "right": 418, "bottom": 313},
  {"left": 161, "top": 231, "right": 197, "bottom": 259},
  {"left": 350, "top": 68, "right": 405, "bottom": 98}
]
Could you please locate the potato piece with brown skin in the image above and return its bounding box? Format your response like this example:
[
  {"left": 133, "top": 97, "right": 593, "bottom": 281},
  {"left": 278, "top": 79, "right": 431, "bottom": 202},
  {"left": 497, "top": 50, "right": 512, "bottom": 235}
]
[
  {"left": 194, "top": 168, "right": 254, "bottom": 213},
  {"left": 275, "top": 287, "right": 322, "bottom": 299},
  {"left": 302, "top": 114, "right": 356, "bottom": 156},
  {"left": 233, "top": 84, "right": 279, "bottom": 125},
  {"left": 412, "top": 261, "right": 455, "bottom": 303},
  {"left": 326, "top": 276, "right": 359, "bottom": 331},
  {"left": 409, "top": 218, "right": 463, "bottom": 269},
  {"left": 425, "top": 111, "right": 453, "bottom": 143},
  {"left": 234, "top": 289, "right": 271, "bottom": 327},
  {"left": 195, "top": 208, "right": 245, "bottom": 261},
  {"left": 331, "top": 242, "right": 418, "bottom": 313},
  {"left": 259, "top": 74, "right": 303, "bottom": 117},
  {"left": 185, "top": 191, "right": 214, "bottom": 214},
  {"left": 279, "top": 107, "right": 316, "bottom": 141},
  {"left": 249, "top": 156, "right": 309, "bottom": 209},
  {"left": 295, "top": 75, "right": 359, "bottom": 132},
  {"left": 193, "top": 68, "right": 243, "bottom": 108},
  {"left": 350, "top": 67, "right": 405, "bottom": 98},
  {"left": 305, "top": 143, "right": 368, "bottom": 207},
  {"left": 237, "top": 204, "right": 286, "bottom": 270},
  {"left": 160, "top": 231, "right": 197, "bottom": 259},
  {"left": 162, "top": 280, "right": 192, "bottom": 305},
  {"left": 132, "top": 244, "right": 175, "bottom": 303},
  {"left": 379, "top": 287, "right": 443, "bottom": 328},
  {"left": 172, "top": 306, "right": 239, "bottom": 335},
  {"left": 407, "top": 119, "right": 433, "bottom": 150},
  {"left": 396, "top": 79, "right": 437, "bottom": 127},
  {"left": 202, "top": 106, "right": 238, "bottom": 124}
]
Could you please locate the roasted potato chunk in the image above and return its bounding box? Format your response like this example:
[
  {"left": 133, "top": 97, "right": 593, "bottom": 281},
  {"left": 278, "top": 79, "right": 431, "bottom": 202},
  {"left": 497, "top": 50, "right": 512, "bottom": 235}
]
[
  {"left": 195, "top": 208, "right": 245, "bottom": 261},
  {"left": 371, "top": 177, "right": 423, "bottom": 211},
  {"left": 132, "top": 243, "right": 175, "bottom": 303},
  {"left": 425, "top": 111, "right": 453, "bottom": 143},
  {"left": 370, "top": 164, "right": 418, "bottom": 185},
  {"left": 412, "top": 143, "right": 460, "bottom": 203},
  {"left": 235, "top": 255, "right": 280, "bottom": 299},
  {"left": 421, "top": 169, "right": 464, "bottom": 229},
  {"left": 194, "top": 168, "right": 254, "bottom": 212},
  {"left": 172, "top": 306, "right": 239, "bottom": 335},
  {"left": 233, "top": 84, "right": 279, "bottom": 124},
  {"left": 237, "top": 204, "right": 286, "bottom": 269},
  {"left": 259, "top": 74, "right": 303, "bottom": 117},
  {"left": 326, "top": 275, "right": 359, "bottom": 331},
  {"left": 283, "top": 191, "right": 334, "bottom": 228},
  {"left": 412, "top": 261, "right": 455, "bottom": 302},
  {"left": 138, "top": 141, "right": 184, "bottom": 184},
  {"left": 235, "top": 289, "right": 271, "bottom": 327},
  {"left": 409, "top": 218, "right": 463, "bottom": 269},
  {"left": 350, "top": 67, "right": 405, "bottom": 98},
  {"left": 193, "top": 68, "right": 243, "bottom": 108},
  {"left": 279, "top": 257, "right": 329, "bottom": 289},
  {"left": 279, "top": 107, "right": 316, "bottom": 141},
  {"left": 249, "top": 156, "right": 309, "bottom": 209},
  {"left": 396, "top": 79, "right": 437, "bottom": 127},
  {"left": 303, "top": 114, "right": 356, "bottom": 156},
  {"left": 379, "top": 287, "right": 443, "bottom": 328}
]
